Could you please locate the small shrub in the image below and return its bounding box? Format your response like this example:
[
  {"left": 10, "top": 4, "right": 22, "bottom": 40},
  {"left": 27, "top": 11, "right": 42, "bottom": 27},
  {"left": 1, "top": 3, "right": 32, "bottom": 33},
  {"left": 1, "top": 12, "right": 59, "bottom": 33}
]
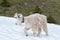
[
  {"left": 0, "top": 0, "right": 11, "bottom": 7},
  {"left": 47, "top": 16, "right": 56, "bottom": 24},
  {"left": 32, "top": 6, "right": 43, "bottom": 14}
]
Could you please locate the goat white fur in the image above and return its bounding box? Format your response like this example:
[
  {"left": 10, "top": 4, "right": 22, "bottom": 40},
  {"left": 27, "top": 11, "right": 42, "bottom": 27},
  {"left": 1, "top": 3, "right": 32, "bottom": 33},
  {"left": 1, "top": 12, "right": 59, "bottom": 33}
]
[{"left": 24, "top": 13, "right": 48, "bottom": 37}]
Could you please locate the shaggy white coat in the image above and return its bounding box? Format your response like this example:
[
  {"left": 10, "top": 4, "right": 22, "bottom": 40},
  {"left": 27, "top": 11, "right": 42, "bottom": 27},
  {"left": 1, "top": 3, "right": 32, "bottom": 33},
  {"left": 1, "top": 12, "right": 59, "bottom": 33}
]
[{"left": 24, "top": 13, "right": 48, "bottom": 37}]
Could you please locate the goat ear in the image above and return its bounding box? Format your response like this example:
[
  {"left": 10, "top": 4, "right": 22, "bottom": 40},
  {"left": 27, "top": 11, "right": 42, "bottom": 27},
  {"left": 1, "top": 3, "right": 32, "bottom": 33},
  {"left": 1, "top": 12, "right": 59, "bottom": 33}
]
[{"left": 14, "top": 13, "right": 18, "bottom": 18}]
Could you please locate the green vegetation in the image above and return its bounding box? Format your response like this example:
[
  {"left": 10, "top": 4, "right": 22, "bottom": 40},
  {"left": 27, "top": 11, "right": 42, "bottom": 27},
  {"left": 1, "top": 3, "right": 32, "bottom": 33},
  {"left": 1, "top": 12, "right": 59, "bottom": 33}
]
[
  {"left": 32, "top": 6, "right": 43, "bottom": 14},
  {"left": 0, "top": 0, "right": 60, "bottom": 24},
  {"left": 47, "top": 16, "right": 56, "bottom": 24},
  {"left": 0, "top": 0, "right": 11, "bottom": 7}
]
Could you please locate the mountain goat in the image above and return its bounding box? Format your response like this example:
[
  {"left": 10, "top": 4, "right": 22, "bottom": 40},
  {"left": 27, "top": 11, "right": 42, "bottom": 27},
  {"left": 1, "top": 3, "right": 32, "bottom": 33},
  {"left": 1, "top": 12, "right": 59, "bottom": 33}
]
[{"left": 14, "top": 13, "right": 48, "bottom": 37}]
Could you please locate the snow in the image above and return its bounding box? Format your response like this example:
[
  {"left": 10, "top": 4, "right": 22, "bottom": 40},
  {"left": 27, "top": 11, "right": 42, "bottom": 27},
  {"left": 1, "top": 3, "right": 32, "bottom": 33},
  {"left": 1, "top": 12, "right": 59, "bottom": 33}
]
[{"left": 0, "top": 16, "right": 60, "bottom": 40}]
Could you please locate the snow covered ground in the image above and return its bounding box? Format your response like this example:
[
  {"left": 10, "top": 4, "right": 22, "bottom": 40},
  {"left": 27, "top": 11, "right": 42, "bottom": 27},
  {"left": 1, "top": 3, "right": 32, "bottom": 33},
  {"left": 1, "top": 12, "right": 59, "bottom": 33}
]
[{"left": 0, "top": 16, "right": 60, "bottom": 40}]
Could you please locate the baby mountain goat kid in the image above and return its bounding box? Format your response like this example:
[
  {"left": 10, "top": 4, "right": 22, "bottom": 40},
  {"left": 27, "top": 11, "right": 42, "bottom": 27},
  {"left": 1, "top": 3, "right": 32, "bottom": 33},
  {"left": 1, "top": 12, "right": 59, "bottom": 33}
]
[{"left": 14, "top": 13, "right": 48, "bottom": 37}]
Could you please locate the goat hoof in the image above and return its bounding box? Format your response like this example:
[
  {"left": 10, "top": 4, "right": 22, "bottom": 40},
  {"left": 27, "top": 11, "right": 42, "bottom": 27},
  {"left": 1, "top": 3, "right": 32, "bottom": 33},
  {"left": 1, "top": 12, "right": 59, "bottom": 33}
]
[
  {"left": 15, "top": 23, "right": 17, "bottom": 25},
  {"left": 26, "top": 35, "right": 28, "bottom": 36}
]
